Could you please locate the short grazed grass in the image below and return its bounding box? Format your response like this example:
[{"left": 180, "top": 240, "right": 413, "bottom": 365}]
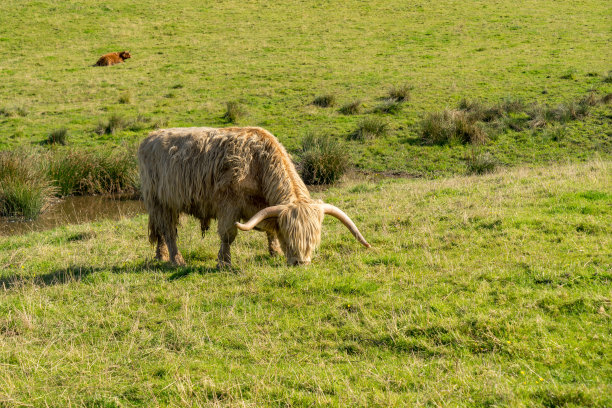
[
  {"left": 0, "top": 161, "right": 610, "bottom": 406},
  {"left": 0, "top": 0, "right": 609, "bottom": 176}
]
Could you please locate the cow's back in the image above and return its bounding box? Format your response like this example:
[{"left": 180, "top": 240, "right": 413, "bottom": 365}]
[{"left": 138, "top": 127, "right": 247, "bottom": 211}]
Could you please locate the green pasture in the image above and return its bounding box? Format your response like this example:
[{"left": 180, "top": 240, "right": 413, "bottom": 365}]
[
  {"left": 1, "top": 0, "right": 611, "bottom": 174},
  {"left": 1, "top": 161, "right": 610, "bottom": 406}
]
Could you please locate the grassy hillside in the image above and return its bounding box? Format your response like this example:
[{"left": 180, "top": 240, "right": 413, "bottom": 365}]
[
  {"left": 1, "top": 161, "right": 610, "bottom": 407},
  {"left": 1, "top": 0, "right": 611, "bottom": 175}
]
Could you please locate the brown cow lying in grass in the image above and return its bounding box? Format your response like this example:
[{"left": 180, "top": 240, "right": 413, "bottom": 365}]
[
  {"left": 138, "top": 127, "right": 370, "bottom": 267},
  {"left": 94, "top": 51, "right": 131, "bottom": 66}
]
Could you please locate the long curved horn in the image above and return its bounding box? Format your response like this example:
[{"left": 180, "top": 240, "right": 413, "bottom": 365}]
[
  {"left": 235, "top": 205, "right": 285, "bottom": 231},
  {"left": 321, "top": 203, "right": 371, "bottom": 248}
]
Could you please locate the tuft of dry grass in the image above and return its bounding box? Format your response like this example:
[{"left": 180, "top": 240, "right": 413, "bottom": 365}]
[
  {"left": 299, "top": 133, "right": 348, "bottom": 185},
  {"left": 372, "top": 99, "right": 403, "bottom": 114},
  {"left": 118, "top": 92, "right": 132, "bottom": 104},
  {"left": 338, "top": 100, "right": 362, "bottom": 115},
  {"left": 312, "top": 94, "right": 336, "bottom": 107},
  {"left": 420, "top": 110, "right": 487, "bottom": 145},
  {"left": 44, "top": 128, "right": 68, "bottom": 145},
  {"left": 350, "top": 117, "right": 389, "bottom": 141},
  {"left": 96, "top": 114, "right": 127, "bottom": 135},
  {"left": 387, "top": 83, "right": 412, "bottom": 101},
  {"left": 0, "top": 150, "right": 55, "bottom": 218},
  {"left": 223, "top": 101, "right": 247, "bottom": 123},
  {"left": 466, "top": 150, "right": 497, "bottom": 174}
]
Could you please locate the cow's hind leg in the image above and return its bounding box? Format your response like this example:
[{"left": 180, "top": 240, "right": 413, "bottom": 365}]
[
  {"left": 149, "top": 204, "right": 184, "bottom": 266},
  {"left": 217, "top": 209, "right": 239, "bottom": 268},
  {"left": 148, "top": 213, "right": 169, "bottom": 262},
  {"left": 267, "top": 231, "right": 282, "bottom": 257}
]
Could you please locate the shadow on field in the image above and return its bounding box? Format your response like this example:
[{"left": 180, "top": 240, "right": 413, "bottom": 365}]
[{"left": 0, "top": 260, "right": 220, "bottom": 290}]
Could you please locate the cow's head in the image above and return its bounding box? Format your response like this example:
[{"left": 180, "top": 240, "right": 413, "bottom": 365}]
[
  {"left": 120, "top": 51, "right": 131, "bottom": 60},
  {"left": 236, "top": 201, "right": 370, "bottom": 266}
]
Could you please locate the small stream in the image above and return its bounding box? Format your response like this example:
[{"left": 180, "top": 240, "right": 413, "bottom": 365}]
[{"left": 0, "top": 195, "right": 145, "bottom": 236}]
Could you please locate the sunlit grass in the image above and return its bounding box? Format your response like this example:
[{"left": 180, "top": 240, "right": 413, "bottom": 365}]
[{"left": 0, "top": 161, "right": 610, "bottom": 406}]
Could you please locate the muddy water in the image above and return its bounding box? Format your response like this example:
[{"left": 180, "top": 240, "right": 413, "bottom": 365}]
[{"left": 0, "top": 195, "right": 145, "bottom": 236}]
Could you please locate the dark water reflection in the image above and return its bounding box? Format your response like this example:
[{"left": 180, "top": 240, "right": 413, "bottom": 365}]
[{"left": 0, "top": 195, "right": 145, "bottom": 236}]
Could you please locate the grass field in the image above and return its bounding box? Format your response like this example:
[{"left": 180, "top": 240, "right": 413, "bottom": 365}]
[
  {"left": 1, "top": 161, "right": 611, "bottom": 407},
  {"left": 1, "top": 1, "right": 612, "bottom": 406},
  {"left": 1, "top": 0, "right": 611, "bottom": 175}
]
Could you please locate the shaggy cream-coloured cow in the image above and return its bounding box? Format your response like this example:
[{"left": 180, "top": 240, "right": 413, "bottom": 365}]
[{"left": 138, "top": 127, "right": 370, "bottom": 267}]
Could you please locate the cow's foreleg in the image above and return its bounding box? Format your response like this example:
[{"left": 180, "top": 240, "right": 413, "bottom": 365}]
[
  {"left": 217, "top": 210, "right": 239, "bottom": 268},
  {"left": 266, "top": 231, "right": 282, "bottom": 257}
]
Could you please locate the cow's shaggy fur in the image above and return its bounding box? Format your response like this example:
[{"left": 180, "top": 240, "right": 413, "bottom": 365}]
[
  {"left": 138, "top": 127, "right": 369, "bottom": 267},
  {"left": 95, "top": 51, "right": 131, "bottom": 66}
]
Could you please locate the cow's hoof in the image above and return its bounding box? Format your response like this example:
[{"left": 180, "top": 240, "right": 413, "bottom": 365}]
[{"left": 171, "top": 256, "right": 186, "bottom": 267}]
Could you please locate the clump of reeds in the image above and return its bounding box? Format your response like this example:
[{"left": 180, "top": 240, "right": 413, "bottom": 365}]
[
  {"left": 223, "top": 101, "right": 246, "bottom": 123},
  {"left": 420, "top": 110, "right": 486, "bottom": 145},
  {"left": 299, "top": 133, "right": 348, "bottom": 185},
  {"left": 44, "top": 128, "right": 68, "bottom": 145},
  {"left": 118, "top": 92, "right": 132, "bottom": 104},
  {"left": 312, "top": 94, "right": 336, "bottom": 108},
  {"left": 47, "top": 148, "right": 138, "bottom": 196},
  {"left": 0, "top": 150, "right": 55, "bottom": 218},
  {"left": 466, "top": 151, "right": 497, "bottom": 175},
  {"left": 96, "top": 114, "right": 127, "bottom": 135},
  {"left": 372, "top": 99, "right": 403, "bottom": 114},
  {"left": 339, "top": 100, "right": 362, "bottom": 115},
  {"left": 387, "top": 84, "right": 412, "bottom": 101},
  {"left": 0, "top": 106, "right": 28, "bottom": 117},
  {"left": 350, "top": 117, "right": 389, "bottom": 141}
]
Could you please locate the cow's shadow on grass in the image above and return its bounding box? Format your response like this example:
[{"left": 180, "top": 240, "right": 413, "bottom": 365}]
[{"left": 0, "top": 256, "right": 221, "bottom": 290}]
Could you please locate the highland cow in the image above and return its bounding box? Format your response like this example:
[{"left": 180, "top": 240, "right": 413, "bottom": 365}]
[
  {"left": 95, "top": 51, "right": 131, "bottom": 66},
  {"left": 138, "top": 127, "right": 370, "bottom": 267}
]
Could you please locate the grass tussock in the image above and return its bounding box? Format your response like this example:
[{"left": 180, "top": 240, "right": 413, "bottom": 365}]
[
  {"left": 602, "top": 70, "right": 612, "bottom": 83},
  {"left": 387, "top": 83, "right": 412, "bottom": 101},
  {"left": 527, "top": 101, "right": 590, "bottom": 129},
  {"left": 420, "top": 110, "right": 486, "bottom": 145},
  {"left": 602, "top": 93, "right": 612, "bottom": 104},
  {"left": 423, "top": 92, "right": 603, "bottom": 145},
  {"left": 96, "top": 114, "right": 127, "bottom": 135},
  {"left": 350, "top": 117, "right": 389, "bottom": 141},
  {"left": 0, "top": 150, "right": 55, "bottom": 218},
  {"left": 560, "top": 70, "right": 576, "bottom": 80},
  {"left": 299, "top": 133, "right": 348, "bottom": 185},
  {"left": 118, "top": 92, "right": 132, "bottom": 104},
  {"left": 0, "top": 106, "right": 28, "bottom": 117},
  {"left": 2, "top": 146, "right": 139, "bottom": 218},
  {"left": 338, "top": 100, "right": 362, "bottom": 115},
  {"left": 223, "top": 101, "right": 247, "bottom": 123},
  {"left": 48, "top": 148, "right": 138, "bottom": 196},
  {"left": 312, "top": 94, "right": 336, "bottom": 107},
  {"left": 466, "top": 151, "right": 498, "bottom": 174},
  {"left": 44, "top": 128, "right": 68, "bottom": 145},
  {"left": 372, "top": 99, "right": 403, "bottom": 114}
]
